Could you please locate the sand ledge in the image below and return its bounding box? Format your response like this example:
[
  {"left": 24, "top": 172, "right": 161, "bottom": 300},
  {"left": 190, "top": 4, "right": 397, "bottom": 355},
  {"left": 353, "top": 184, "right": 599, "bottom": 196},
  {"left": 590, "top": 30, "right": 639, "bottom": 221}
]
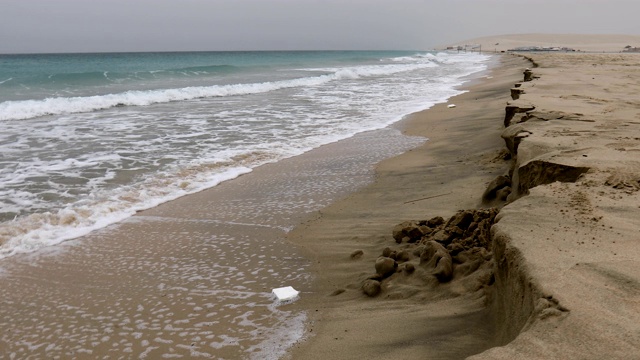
[
  {"left": 472, "top": 53, "right": 640, "bottom": 358},
  {"left": 288, "top": 51, "right": 640, "bottom": 359}
]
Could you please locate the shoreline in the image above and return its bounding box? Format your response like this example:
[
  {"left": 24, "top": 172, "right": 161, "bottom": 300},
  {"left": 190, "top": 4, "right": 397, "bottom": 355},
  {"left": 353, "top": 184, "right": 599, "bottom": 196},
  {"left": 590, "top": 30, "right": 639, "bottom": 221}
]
[
  {"left": 286, "top": 54, "right": 530, "bottom": 359},
  {"left": 0, "top": 96, "right": 428, "bottom": 357},
  {"left": 0, "top": 51, "right": 484, "bottom": 261},
  {"left": 0, "top": 51, "right": 493, "bottom": 359},
  {"left": 287, "top": 48, "right": 640, "bottom": 359},
  {"left": 5, "top": 41, "right": 639, "bottom": 358}
]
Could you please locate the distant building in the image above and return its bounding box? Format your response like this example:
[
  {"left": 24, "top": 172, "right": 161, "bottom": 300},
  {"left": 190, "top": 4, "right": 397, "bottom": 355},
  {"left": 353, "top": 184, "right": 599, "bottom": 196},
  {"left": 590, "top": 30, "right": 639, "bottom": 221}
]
[
  {"left": 623, "top": 45, "right": 640, "bottom": 52},
  {"left": 508, "top": 46, "right": 575, "bottom": 52}
]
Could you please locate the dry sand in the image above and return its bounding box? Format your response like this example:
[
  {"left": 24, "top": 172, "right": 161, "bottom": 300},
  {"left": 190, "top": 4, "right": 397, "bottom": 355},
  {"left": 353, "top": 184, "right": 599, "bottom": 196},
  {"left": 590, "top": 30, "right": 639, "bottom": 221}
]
[
  {"left": 472, "top": 51, "right": 640, "bottom": 359},
  {"left": 287, "top": 37, "right": 640, "bottom": 359}
]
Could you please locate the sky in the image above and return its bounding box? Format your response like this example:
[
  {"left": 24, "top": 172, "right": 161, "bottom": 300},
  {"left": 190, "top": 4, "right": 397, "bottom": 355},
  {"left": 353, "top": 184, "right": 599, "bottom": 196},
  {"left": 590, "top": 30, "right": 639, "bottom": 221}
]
[{"left": 1, "top": 0, "right": 640, "bottom": 53}]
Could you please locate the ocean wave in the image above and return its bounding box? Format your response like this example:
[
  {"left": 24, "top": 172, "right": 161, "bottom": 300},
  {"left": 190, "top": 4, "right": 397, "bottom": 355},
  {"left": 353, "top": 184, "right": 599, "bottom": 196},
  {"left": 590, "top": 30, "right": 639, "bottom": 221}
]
[
  {"left": 0, "top": 51, "right": 492, "bottom": 258},
  {"left": 0, "top": 162, "right": 255, "bottom": 259},
  {"left": 388, "top": 53, "right": 438, "bottom": 62},
  {"left": 167, "top": 64, "right": 239, "bottom": 74},
  {"left": 47, "top": 71, "right": 120, "bottom": 84},
  {"left": 0, "top": 65, "right": 239, "bottom": 93},
  {"left": 0, "top": 61, "right": 439, "bottom": 121}
]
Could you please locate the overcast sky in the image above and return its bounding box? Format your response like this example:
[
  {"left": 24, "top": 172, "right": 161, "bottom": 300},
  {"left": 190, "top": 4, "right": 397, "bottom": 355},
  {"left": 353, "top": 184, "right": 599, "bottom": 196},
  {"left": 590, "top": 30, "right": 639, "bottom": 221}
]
[{"left": 1, "top": 0, "right": 639, "bottom": 53}]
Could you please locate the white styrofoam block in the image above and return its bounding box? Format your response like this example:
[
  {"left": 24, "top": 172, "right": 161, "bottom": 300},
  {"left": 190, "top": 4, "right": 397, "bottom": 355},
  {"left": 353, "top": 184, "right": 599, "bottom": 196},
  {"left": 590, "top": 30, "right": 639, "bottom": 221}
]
[
  {"left": 272, "top": 286, "right": 299, "bottom": 301},
  {"left": 447, "top": 104, "right": 456, "bottom": 108}
]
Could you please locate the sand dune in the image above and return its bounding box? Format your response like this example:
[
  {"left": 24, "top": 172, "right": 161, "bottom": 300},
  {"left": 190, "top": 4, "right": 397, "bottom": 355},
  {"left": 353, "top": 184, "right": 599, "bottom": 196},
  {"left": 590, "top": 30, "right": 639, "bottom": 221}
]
[{"left": 443, "top": 33, "right": 640, "bottom": 52}]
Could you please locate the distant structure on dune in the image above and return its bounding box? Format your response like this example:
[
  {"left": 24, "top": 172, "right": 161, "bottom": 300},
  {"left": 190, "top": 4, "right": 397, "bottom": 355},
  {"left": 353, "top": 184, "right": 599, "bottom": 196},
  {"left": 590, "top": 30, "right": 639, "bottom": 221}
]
[
  {"left": 507, "top": 46, "right": 576, "bottom": 52},
  {"left": 444, "top": 44, "right": 482, "bottom": 53}
]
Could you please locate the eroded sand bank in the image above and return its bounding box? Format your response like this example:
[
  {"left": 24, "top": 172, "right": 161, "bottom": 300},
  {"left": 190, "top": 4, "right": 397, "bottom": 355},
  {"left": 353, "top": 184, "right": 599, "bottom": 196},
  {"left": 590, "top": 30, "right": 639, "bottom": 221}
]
[
  {"left": 473, "top": 52, "right": 640, "bottom": 359},
  {"left": 288, "top": 49, "right": 640, "bottom": 359},
  {"left": 286, "top": 55, "right": 531, "bottom": 359}
]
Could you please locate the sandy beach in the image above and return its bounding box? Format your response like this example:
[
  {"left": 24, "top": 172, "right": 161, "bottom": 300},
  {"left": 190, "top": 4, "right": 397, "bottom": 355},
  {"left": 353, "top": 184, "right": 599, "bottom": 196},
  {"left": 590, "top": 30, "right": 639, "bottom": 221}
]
[
  {"left": 3, "top": 33, "right": 640, "bottom": 359},
  {"left": 287, "top": 36, "right": 640, "bottom": 359},
  {"left": 0, "top": 126, "right": 425, "bottom": 358},
  {"left": 471, "top": 50, "right": 640, "bottom": 359}
]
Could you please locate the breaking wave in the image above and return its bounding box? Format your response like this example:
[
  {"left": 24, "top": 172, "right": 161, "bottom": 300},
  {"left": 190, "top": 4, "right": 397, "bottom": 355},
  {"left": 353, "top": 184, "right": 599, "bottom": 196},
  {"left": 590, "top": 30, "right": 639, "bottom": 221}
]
[{"left": 0, "top": 61, "right": 438, "bottom": 121}]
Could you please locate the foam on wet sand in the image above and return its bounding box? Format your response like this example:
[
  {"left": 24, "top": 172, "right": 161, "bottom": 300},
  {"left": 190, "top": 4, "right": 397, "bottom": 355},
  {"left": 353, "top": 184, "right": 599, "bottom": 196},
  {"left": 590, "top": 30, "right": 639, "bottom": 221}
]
[{"left": 0, "top": 128, "right": 422, "bottom": 358}]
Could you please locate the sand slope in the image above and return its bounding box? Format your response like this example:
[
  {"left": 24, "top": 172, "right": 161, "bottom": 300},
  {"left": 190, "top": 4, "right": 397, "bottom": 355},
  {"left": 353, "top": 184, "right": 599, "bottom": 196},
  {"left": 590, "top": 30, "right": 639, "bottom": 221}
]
[
  {"left": 471, "top": 52, "right": 640, "bottom": 359},
  {"left": 290, "top": 35, "right": 640, "bottom": 359}
]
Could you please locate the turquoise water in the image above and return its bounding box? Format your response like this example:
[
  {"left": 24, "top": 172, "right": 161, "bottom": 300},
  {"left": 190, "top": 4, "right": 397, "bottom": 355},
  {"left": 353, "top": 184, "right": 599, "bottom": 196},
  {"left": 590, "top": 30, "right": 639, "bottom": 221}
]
[
  {"left": 0, "top": 50, "right": 492, "bottom": 358},
  {"left": 0, "top": 50, "right": 491, "bottom": 257},
  {"left": 0, "top": 51, "right": 415, "bottom": 101}
]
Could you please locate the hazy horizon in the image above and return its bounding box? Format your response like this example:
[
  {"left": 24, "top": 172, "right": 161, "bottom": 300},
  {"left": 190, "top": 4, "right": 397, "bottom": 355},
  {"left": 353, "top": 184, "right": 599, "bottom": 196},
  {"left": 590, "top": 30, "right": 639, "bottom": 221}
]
[{"left": 2, "top": 0, "right": 640, "bottom": 54}]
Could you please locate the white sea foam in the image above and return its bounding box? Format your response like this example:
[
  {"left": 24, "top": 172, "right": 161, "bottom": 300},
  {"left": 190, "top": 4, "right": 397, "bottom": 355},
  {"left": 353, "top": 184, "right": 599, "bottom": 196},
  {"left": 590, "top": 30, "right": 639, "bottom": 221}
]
[
  {"left": 0, "top": 166, "right": 252, "bottom": 259},
  {"left": 0, "top": 51, "right": 492, "bottom": 259},
  {"left": 0, "top": 61, "right": 438, "bottom": 122}
]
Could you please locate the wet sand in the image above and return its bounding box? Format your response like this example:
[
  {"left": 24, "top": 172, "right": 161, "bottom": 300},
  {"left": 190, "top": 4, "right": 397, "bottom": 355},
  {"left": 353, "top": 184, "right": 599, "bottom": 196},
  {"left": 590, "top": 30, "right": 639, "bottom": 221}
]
[
  {"left": 0, "top": 127, "right": 422, "bottom": 358},
  {"left": 286, "top": 55, "right": 530, "bottom": 359}
]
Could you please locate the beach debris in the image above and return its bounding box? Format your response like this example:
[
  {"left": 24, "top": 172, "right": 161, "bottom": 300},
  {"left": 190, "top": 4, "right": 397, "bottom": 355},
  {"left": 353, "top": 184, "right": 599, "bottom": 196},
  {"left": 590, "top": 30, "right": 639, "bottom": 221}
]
[
  {"left": 350, "top": 249, "right": 364, "bottom": 260},
  {"left": 375, "top": 257, "right": 397, "bottom": 278},
  {"left": 403, "top": 191, "right": 453, "bottom": 204},
  {"left": 420, "top": 241, "right": 453, "bottom": 282},
  {"left": 272, "top": 286, "right": 300, "bottom": 302},
  {"left": 362, "top": 279, "right": 382, "bottom": 297},
  {"left": 363, "top": 208, "right": 499, "bottom": 297},
  {"left": 482, "top": 175, "right": 512, "bottom": 203},
  {"left": 447, "top": 104, "right": 456, "bottom": 108},
  {"left": 392, "top": 221, "right": 427, "bottom": 243},
  {"left": 402, "top": 263, "right": 415, "bottom": 274}
]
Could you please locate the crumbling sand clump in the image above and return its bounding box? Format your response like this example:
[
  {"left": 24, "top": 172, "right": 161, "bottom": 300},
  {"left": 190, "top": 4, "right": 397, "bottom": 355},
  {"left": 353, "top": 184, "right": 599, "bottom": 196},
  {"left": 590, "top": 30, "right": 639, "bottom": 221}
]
[{"left": 361, "top": 209, "right": 499, "bottom": 300}]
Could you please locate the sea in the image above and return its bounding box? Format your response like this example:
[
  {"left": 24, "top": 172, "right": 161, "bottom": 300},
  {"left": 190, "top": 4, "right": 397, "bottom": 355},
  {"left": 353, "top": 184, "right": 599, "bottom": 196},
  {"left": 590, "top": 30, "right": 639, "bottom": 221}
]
[
  {"left": 0, "top": 50, "right": 490, "bottom": 258},
  {"left": 0, "top": 51, "right": 491, "bottom": 358}
]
